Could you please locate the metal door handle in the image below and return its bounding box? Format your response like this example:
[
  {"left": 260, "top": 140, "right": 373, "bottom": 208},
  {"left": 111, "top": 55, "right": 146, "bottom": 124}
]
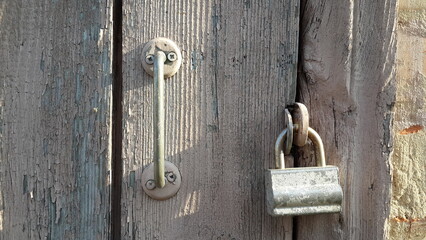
[
  {"left": 153, "top": 51, "right": 167, "bottom": 188},
  {"left": 141, "top": 38, "right": 182, "bottom": 200}
]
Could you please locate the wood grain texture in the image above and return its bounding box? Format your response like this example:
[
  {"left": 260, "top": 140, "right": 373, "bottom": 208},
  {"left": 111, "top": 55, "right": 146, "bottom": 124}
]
[
  {"left": 297, "top": 0, "right": 397, "bottom": 239},
  {"left": 0, "top": 0, "right": 113, "bottom": 239},
  {"left": 121, "top": 0, "right": 298, "bottom": 239}
]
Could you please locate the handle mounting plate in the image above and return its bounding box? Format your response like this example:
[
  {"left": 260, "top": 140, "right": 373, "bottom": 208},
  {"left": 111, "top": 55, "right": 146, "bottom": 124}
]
[
  {"left": 142, "top": 161, "right": 182, "bottom": 200},
  {"left": 141, "top": 37, "right": 182, "bottom": 78}
]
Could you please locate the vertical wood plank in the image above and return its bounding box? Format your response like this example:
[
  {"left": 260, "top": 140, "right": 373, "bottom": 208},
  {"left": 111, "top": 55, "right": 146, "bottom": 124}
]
[
  {"left": 297, "top": 0, "right": 397, "bottom": 239},
  {"left": 121, "top": 0, "right": 298, "bottom": 239},
  {"left": 0, "top": 0, "right": 113, "bottom": 239}
]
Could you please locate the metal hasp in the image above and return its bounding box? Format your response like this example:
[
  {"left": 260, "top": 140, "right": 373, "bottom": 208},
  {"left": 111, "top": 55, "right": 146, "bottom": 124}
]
[
  {"left": 265, "top": 103, "right": 343, "bottom": 216},
  {"left": 141, "top": 38, "right": 182, "bottom": 200}
]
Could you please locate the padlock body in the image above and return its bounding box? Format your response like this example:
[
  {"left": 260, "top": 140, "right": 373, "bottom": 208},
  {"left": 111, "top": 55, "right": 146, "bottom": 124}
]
[{"left": 265, "top": 166, "right": 343, "bottom": 216}]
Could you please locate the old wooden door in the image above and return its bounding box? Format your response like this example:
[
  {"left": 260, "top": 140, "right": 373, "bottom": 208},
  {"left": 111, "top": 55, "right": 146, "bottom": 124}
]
[
  {"left": 0, "top": 0, "right": 298, "bottom": 238},
  {"left": 1, "top": 0, "right": 400, "bottom": 239},
  {"left": 1, "top": 0, "right": 113, "bottom": 239},
  {"left": 119, "top": 0, "right": 298, "bottom": 239}
]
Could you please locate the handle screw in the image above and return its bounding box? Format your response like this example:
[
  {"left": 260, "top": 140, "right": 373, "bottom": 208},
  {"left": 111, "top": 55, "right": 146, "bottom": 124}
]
[
  {"left": 145, "top": 55, "right": 154, "bottom": 65},
  {"left": 167, "top": 52, "right": 177, "bottom": 62},
  {"left": 166, "top": 172, "right": 176, "bottom": 183},
  {"left": 145, "top": 179, "right": 156, "bottom": 190}
]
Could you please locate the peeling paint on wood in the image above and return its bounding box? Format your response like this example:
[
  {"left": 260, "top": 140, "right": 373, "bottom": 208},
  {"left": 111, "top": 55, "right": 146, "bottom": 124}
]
[
  {"left": 0, "top": 0, "right": 113, "bottom": 239},
  {"left": 121, "top": 0, "right": 298, "bottom": 239}
]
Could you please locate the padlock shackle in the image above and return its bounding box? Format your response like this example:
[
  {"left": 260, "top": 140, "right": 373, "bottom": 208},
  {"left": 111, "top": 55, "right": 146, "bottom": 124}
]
[
  {"left": 274, "top": 127, "right": 326, "bottom": 169},
  {"left": 308, "top": 127, "right": 326, "bottom": 167},
  {"left": 275, "top": 129, "right": 287, "bottom": 169}
]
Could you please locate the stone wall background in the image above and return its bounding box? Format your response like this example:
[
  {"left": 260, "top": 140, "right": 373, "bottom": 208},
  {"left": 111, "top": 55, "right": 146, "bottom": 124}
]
[{"left": 387, "top": 0, "right": 426, "bottom": 239}]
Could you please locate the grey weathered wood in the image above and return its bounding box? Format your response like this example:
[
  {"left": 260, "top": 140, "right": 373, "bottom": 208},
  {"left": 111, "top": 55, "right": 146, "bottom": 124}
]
[
  {"left": 121, "top": 0, "right": 298, "bottom": 239},
  {"left": 0, "top": 0, "right": 113, "bottom": 239},
  {"left": 297, "top": 0, "right": 397, "bottom": 239}
]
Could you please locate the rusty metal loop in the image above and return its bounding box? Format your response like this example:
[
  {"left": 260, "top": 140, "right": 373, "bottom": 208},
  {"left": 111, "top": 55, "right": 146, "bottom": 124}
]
[{"left": 291, "top": 102, "right": 309, "bottom": 147}]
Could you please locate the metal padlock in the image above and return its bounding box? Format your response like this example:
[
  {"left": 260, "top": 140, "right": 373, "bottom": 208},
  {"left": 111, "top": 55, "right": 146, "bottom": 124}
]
[{"left": 265, "top": 127, "right": 343, "bottom": 216}]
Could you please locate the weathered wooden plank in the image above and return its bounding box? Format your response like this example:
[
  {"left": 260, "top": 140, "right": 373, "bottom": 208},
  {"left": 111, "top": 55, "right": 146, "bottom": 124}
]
[
  {"left": 296, "top": 0, "right": 397, "bottom": 239},
  {"left": 0, "top": 0, "right": 113, "bottom": 239},
  {"left": 121, "top": 0, "right": 298, "bottom": 239}
]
